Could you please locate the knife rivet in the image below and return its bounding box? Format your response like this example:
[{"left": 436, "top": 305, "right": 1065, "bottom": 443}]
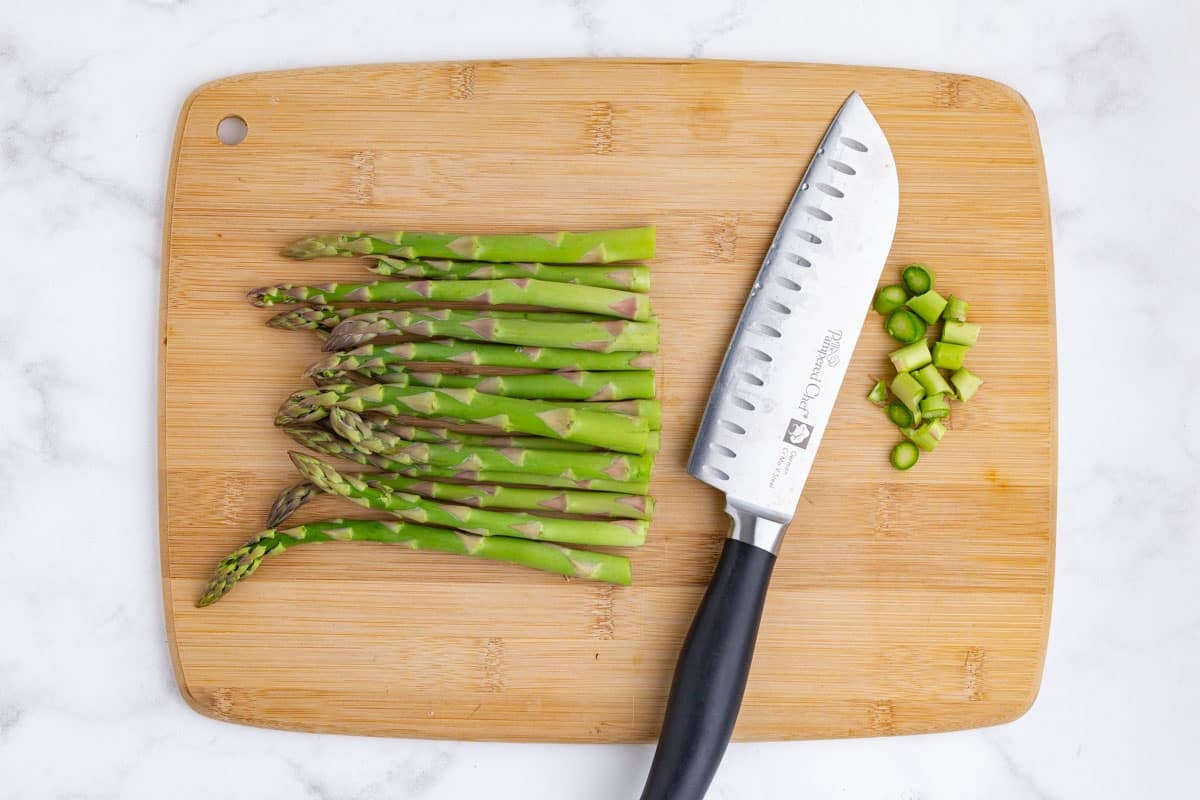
[{"left": 801, "top": 182, "right": 809, "bottom": 191}]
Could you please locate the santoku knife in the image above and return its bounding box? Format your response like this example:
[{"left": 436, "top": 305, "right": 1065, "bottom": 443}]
[{"left": 639, "top": 91, "right": 899, "bottom": 800}]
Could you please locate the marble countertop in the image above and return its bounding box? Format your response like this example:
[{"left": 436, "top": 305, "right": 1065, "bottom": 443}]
[{"left": 3, "top": 1, "right": 1196, "bottom": 797}]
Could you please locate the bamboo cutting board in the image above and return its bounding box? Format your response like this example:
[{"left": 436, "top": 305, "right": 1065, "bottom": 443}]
[{"left": 160, "top": 60, "right": 1055, "bottom": 742}]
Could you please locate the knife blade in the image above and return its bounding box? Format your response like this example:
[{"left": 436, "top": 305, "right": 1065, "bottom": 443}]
[{"left": 640, "top": 92, "right": 899, "bottom": 800}]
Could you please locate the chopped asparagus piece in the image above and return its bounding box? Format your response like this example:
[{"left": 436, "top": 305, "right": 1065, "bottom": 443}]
[
  {"left": 886, "top": 401, "right": 915, "bottom": 428},
  {"left": 885, "top": 309, "right": 927, "bottom": 344},
  {"left": 903, "top": 420, "right": 946, "bottom": 452},
  {"left": 905, "top": 290, "right": 948, "bottom": 324},
  {"left": 890, "top": 440, "right": 920, "bottom": 470},
  {"left": 889, "top": 340, "right": 933, "bottom": 373},
  {"left": 913, "top": 364, "right": 953, "bottom": 396},
  {"left": 873, "top": 285, "right": 910, "bottom": 316},
  {"left": 901, "top": 264, "right": 935, "bottom": 295},
  {"left": 941, "top": 320, "right": 981, "bottom": 347},
  {"left": 868, "top": 380, "right": 890, "bottom": 406},
  {"left": 944, "top": 295, "right": 969, "bottom": 322},
  {"left": 919, "top": 393, "right": 952, "bottom": 420},
  {"left": 932, "top": 341, "right": 969, "bottom": 371},
  {"left": 890, "top": 372, "right": 925, "bottom": 418},
  {"left": 951, "top": 368, "right": 984, "bottom": 402}
]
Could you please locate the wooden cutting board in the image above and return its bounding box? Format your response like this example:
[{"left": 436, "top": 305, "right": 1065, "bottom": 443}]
[{"left": 160, "top": 60, "right": 1055, "bottom": 742}]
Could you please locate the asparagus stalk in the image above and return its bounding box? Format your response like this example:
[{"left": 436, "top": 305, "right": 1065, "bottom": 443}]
[
  {"left": 951, "top": 368, "right": 984, "bottom": 402},
  {"left": 198, "top": 518, "right": 632, "bottom": 605},
  {"left": 913, "top": 364, "right": 953, "bottom": 396},
  {"left": 867, "top": 379, "right": 889, "bottom": 406},
  {"left": 890, "top": 441, "right": 920, "bottom": 470},
  {"left": 889, "top": 340, "right": 932, "bottom": 373},
  {"left": 268, "top": 305, "right": 604, "bottom": 333},
  {"left": 324, "top": 309, "right": 659, "bottom": 353},
  {"left": 266, "top": 481, "right": 319, "bottom": 528},
  {"left": 283, "top": 227, "right": 655, "bottom": 263},
  {"left": 906, "top": 289, "right": 948, "bottom": 324},
  {"left": 901, "top": 264, "right": 935, "bottom": 295},
  {"left": 943, "top": 295, "right": 969, "bottom": 323},
  {"left": 369, "top": 475, "right": 653, "bottom": 519},
  {"left": 873, "top": 285, "right": 909, "bottom": 315},
  {"left": 345, "top": 369, "right": 655, "bottom": 401},
  {"left": 293, "top": 453, "right": 647, "bottom": 547},
  {"left": 370, "top": 257, "right": 650, "bottom": 292},
  {"left": 361, "top": 416, "right": 662, "bottom": 454},
  {"left": 932, "top": 342, "right": 968, "bottom": 371},
  {"left": 919, "top": 394, "right": 951, "bottom": 420},
  {"left": 890, "top": 372, "right": 925, "bottom": 418},
  {"left": 283, "top": 425, "right": 651, "bottom": 494},
  {"left": 308, "top": 340, "right": 654, "bottom": 376},
  {"left": 885, "top": 309, "right": 927, "bottom": 344},
  {"left": 903, "top": 420, "right": 946, "bottom": 452}
]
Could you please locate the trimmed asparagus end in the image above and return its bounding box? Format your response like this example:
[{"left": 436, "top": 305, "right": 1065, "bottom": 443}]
[
  {"left": 913, "top": 364, "right": 953, "bottom": 396},
  {"left": 944, "top": 295, "right": 969, "bottom": 322},
  {"left": 904, "top": 420, "right": 946, "bottom": 452},
  {"left": 886, "top": 401, "right": 915, "bottom": 428},
  {"left": 919, "top": 393, "right": 952, "bottom": 420},
  {"left": 941, "top": 320, "right": 981, "bottom": 347},
  {"left": 905, "top": 290, "right": 948, "bottom": 324},
  {"left": 932, "top": 341, "right": 969, "bottom": 371},
  {"left": 890, "top": 440, "right": 920, "bottom": 470},
  {"left": 901, "top": 264, "right": 935, "bottom": 295},
  {"left": 890, "top": 372, "right": 925, "bottom": 418},
  {"left": 868, "top": 380, "right": 890, "bottom": 406},
  {"left": 885, "top": 309, "right": 927, "bottom": 344},
  {"left": 889, "top": 340, "right": 933, "bottom": 373},
  {"left": 951, "top": 368, "right": 984, "bottom": 402},
  {"left": 873, "top": 285, "right": 909, "bottom": 316}
]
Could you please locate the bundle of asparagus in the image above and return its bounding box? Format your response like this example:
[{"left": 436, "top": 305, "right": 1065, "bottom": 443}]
[{"left": 199, "top": 227, "right": 659, "bottom": 606}]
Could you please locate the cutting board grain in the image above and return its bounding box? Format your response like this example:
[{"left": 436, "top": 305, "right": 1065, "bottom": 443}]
[{"left": 160, "top": 60, "right": 1055, "bottom": 742}]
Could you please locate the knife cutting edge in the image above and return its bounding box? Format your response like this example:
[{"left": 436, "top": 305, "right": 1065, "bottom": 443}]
[{"left": 639, "top": 91, "right": 900, "bottom": 800}]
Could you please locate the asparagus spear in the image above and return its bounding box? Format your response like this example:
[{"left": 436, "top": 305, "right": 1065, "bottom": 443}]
[
  {"left": 323, "top": 309, "right": 659, "bottom": 353},
  {"left": 369, "top": 257, "right": 650, "bottom": 292},
  {"left": 276, "top": 384, "right": 651, "bottom": 453},
  {"left": 361, "top": 416, "right": 662, "bottom": 454},
  {"left": 266, "top": 481, "right": 319, "bottom": 528},
  {"left": 198, "top": 518, "right": 632, "bottom": 605},
  {"left": 329, "top": 407, "right": 653, "bottom": 482},
  {"left": 341, "top": 369, "right": 655, "bottom": 401},
  {"left": 283, "top": 425, "right": 651, "bottom": 494},
  {"left": 293, "top": 453, "right": 647, "bottom": 547},
  {"left": 283, "top": 227, "right": 655, "bottom": 264},
  {"left": 308, "top": 340, "right": 655, "bottom": 376},
  {"left": 369, "top": 475, "right": 653, "bottom": 519}
]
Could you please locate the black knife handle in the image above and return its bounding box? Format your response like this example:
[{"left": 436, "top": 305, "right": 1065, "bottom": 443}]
[{"left": 639, "top": 537, "right": 777, "bottom": 800}]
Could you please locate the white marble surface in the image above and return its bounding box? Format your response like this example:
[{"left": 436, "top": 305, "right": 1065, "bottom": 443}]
[{"left": 1, "top": 0, "right": 1197, "bottom": 797}]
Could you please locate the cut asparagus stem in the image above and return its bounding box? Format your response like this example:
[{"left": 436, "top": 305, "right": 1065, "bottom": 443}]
[
  {"left": 886, "top": 402, "right": 914, "bottom": 428},
  {"left": 890, "top": 372, "right": 925, "bottom": 418},
  {"left": 905, "top": 289, "right": 948, "bottom": 324},
  {"left": 932, "top": 342, "right": 969, "bottom": 371},
  {"left": 903, "top": 420, "right": 946, "bottom": 452},
  {"left": 308, "top": 340, "right": 654, "bottom": 376},
  {"left": 283, "top": 425, "right": 651, "bottom": 494},
  {"left": 873, "top": 285, "right": 910, "bottom": 316},
  {"left": 324, "top": 309, "right": 659, "bottom": 353},
  {"left": 339, "top": 369, "right": 656, "bottom": 401},
  {"left": 919, "top": 393, "right": 952, "bottom": 420},
  {"left": 950, "top": 368, "right": 984, "bottom": 402},
  {"left": 266, "top": 481, "right": 319, "bottom": 528},
  {"left": 890, "top": 440, "right": 920, "bottom": 470},
  {"left": 283, "top": 226, "right": 656, "bottom": 264},
  {"left": 889, "top": 340, "right": 933, "bottom": 373},
  {"left": 276, "top": 384, "right": 650, "bottom": 453},
  {"left": 293, "top": 453, "right": 647, "bottom": 547},
  {"left": 329, "top": 407, "right": 655, "bottom": 482},
  {"left": 369, "top": 257, "right": 651, "bottom": 292},
  {"left": 867, "top": 379, "right": 890, "bottom": 406},
  {"left": 941, "top": 320, "right": 981, "bottom": 347},
  {"left": 369, "top": 475, "right": 654, "bottom": 520},
  {"left": 249, "top": 278, "right": 652, "bottom": 321},
  {"left": 901, "top": 264, "right": 935, "bottom": 295},
  {"left": 944, "top": 295, "right": 969, "bottom": 323},
  {"left": 197, "top": 518, "right": 632, "bottom": 605},
  {"left": 885, "top": 309, "right": 927, "bottom": 344},
  {"left": 913, "top": 364, "right": 954, "bottom": 396}
]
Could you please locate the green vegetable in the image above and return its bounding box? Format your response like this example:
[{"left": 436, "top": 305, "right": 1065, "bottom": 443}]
[
  {"left": 944, "top": 295, "right": 969, "bottom": 322},
  {"left": 903, "top": 420, "right": 946, "bottom": 452},
  {"left": 905, "top": 290, "right": 948, "bottom": 324},
  {"left": 371, "top": 475, "right": 653, "bottom": 520},
  {"left": 951, "top": 368, "right": 984, "bottom": 402},
  {"left": 308, "top": 341, "right": 653, "bottom": 376},
  {"left": 337, "top": 369, "right": 656, "bottom": 402},
  {"left": 886, "top": 402, "right": 914, "bottom": 428},
  {"left": 868, "top": 380, "right": 890, "bottom": 406},
  {"left": 890, "top": 372, "right": 925, "bottom": 418},
  {"left": 889, "top": 340, "right": 933, "bottom": 373},
  {"left": 919, "top": 393, "right": 951, "bottom": 420},
  {"left": 283, "top": 227, "right": 656, "bottom": 264},
  {"left": 369, "top": 257, "right": 650, "bottom": 292},
  {"left": 885, "top": 309, "right": 927, "bottom": 344},
  {"left": 890, "top": 440, "right": 920, "bottom": 470},
  {"left": 913, "top": 364, "right": 954, "bottom": 396},
  {"left": 873, "top": 285, "right": 909, "bottom": 316},
  {"left": 197, "top": 519, "right": 633, "bottom": 606},
  {"left": 932, "top": 341, "right": 969, "bottom": 371},
  {"left": 901, "top": 264, "right": 935, "bottom": 295},
  {"left": 941, "top": 320, "right": 981, "bottom": 347}
]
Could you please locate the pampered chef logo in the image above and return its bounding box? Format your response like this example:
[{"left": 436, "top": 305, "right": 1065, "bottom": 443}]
[{"left": 783, "top": 419, "right": 815, "bottom": 449}]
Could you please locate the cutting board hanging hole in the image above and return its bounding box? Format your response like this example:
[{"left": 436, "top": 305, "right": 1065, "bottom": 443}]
[{"left": 217, "top": 115, "right": 247, "bottom": 145}]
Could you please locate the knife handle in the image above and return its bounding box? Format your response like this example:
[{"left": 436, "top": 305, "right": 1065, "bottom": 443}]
[{"left": 639, "top": 536, "right": 777, "bottom": 800}]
